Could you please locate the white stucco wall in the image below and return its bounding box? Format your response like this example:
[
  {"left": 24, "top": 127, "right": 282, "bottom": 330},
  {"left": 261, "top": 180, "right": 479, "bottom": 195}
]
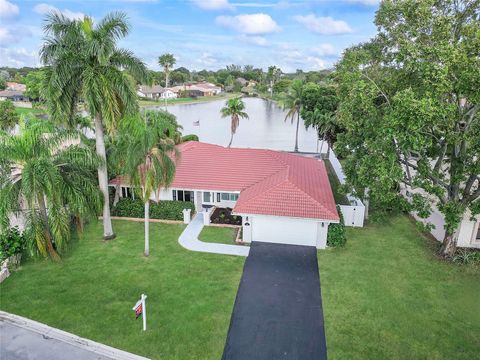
[{"left": 240, "top": 214, "right": 331, "bottom": 249}]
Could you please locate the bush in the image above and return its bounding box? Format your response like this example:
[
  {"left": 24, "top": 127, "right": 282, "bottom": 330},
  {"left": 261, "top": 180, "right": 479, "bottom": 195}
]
[
  {"left": 327, "top": 206, "right": 347, "bottom": 247},
  {"left": 452, "top": 248, "right": 480, "bottom": 265},
  {"left": 0, "top": 227, "right": 27, "bottom": 261},
  {"left": 181, "top": 134, "right": 199, "bottom": 142},
  {"left": 112, "top": 198, "right": 195, "bottom": 221}
]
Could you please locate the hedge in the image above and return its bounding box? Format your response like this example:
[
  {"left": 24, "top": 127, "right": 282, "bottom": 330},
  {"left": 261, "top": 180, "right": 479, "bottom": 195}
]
[
  {"left": 111, "top": 198, "right": 195, "bottom": 221},
  {"left": 327, "top": 206, "right": 347, "bottom": 247}
]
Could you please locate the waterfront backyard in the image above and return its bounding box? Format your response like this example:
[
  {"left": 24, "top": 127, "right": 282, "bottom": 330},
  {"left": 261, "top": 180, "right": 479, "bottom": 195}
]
[{"left": 1, "top": 217, "right": 478, "bottom": 359}]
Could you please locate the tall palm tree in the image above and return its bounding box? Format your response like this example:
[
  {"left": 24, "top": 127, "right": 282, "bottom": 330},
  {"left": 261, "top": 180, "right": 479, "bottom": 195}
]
[
  {"left": 308, "top": 109, "right": 338, "bottom": 157},
  {"left": 267, "top": 65, "right": 281, "bottom": 98},
  {"left": 0, "top": 120, "right": 101, "bottom": 260},
  {"left": 279, "top": 79, "right": 304, "bottom": 152},
  {"left": 112, "top": 111, "right": 178, "bottom": 256},
  {"left": 220, "top": 97, "right": 249, "bottom": 148},
  {"left": 158, "top": 53, "right": 176, "bottom": 88},
  {"left": 40, "top": 12, "right": 149, "bottom": 240}
]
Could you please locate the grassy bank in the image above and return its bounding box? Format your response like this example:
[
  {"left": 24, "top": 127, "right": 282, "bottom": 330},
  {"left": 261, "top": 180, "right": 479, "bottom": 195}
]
[{"left": 138, "top": 92, "right": 240, "bottom": 107}]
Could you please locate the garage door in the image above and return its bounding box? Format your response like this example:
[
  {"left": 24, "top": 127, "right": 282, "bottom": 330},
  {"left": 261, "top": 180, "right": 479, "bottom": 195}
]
[{"left": 251, "top": 215, "right": 319, "bottom": 247}]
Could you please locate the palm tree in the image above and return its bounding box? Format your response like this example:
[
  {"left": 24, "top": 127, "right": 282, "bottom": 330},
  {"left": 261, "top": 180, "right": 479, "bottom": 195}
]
[
  {"left": 0, "top": 120, "right": 101, "bottom": 260},
  {"left": 220, "top": 97, "right": 249, "bottom": 148},
  {"left": 158, "top": 53, "right": 176, "bottom": 88},
  {"left": 40, "top": 12, "right": 149, "bottom": 240},
  {"left": 112, "top": 111, "right": 178, "bottom": 256},
  {"left": 279, "top": 79, "right": 304, "bottom": 152},
  {"left": 267, "top": 65, "right": 281, "bottom": 98},
  {"left": 308, "top": 109, "right": 338, "bottom": 157}
]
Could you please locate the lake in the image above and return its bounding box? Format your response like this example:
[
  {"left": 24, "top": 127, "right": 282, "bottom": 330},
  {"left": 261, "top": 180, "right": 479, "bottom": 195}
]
[{"left": 145, "top": 97, "right": 321, "bottom": 152}]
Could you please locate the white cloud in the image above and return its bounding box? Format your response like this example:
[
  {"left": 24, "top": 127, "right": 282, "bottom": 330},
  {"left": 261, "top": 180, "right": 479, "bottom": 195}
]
[
  {"left": 34, "top": 3, "right": 85, "bottom": 21},
  {"left": 238, "top": 34, "right": 268, "bottom": 46},
  {"left": 0, "top": 26, "right": 33, "bottom": 46},
  {"left": 0, "top": 47, "right": 38, "bottom": 67},
  {"left": 294, "top": 14, "right": 352, "bottom": 35},
  {"left": 195, "top": 52, "right": 218, "bottom": 67},
  {"left": 216, "top": 13, "right": 281, "bottom": 34},
  {"left": 312, "top": 43, "right": 336, "bottom": 56},
  {"left": 192, "top": 0, "right": 234, "bottom": 11},
  {"left": 0, "top": 0, "right": 19, "bottom": 18}
]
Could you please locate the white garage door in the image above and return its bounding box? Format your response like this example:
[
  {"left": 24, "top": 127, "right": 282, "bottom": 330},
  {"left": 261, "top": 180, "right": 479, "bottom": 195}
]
[{"left": 251, "top": 215, "right": 319, "bottom": 247}]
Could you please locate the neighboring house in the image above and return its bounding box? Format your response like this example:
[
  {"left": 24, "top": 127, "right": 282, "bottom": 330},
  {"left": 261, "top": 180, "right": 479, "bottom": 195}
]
[
  {"left": 109, "top": 141, "right": 340, "bottom": 249},
  {"left": 0, "top": 90, "right": 28, "bottom": 102},
  {"left": 401, "top": 186, "right": 480, "bottom": 249},
  {"left": 137, "top": 85, "right": 178, "bottom": 100},
  {"left": 6, "top": 82, "right": 26, "bottom": 92},
  {"left": 171, "top": 82, "right": 221, "bottom": 97}
]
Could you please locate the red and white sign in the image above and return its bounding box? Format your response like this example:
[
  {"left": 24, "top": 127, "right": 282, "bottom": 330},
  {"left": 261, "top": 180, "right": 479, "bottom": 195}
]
[{"left": 132, "top": 294, "right": 147, "bottom": 331}]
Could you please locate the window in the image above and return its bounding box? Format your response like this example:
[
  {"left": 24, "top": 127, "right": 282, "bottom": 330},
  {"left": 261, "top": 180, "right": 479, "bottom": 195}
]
[
  {"left": 122, "top": 187, "right": 134, "bottom": 199},
  {"left": 221, "top": 193, "right": 239, "bottom": 201},
  {"left": 172, "top": 190, "right": 194, "bottom": 202},
  {"left": 217, "top": 193, "right": 221, "bottom": 202}
]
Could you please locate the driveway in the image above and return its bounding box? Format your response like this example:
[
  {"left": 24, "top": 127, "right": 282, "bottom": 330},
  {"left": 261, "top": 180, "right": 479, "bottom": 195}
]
[{"left": 222, "top": 242, "right": 327, "bottom": 360}]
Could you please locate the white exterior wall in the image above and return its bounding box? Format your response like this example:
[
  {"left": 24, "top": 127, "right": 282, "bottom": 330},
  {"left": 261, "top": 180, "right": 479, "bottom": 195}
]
[
  {"left": 240, "top": 214, "right": 331, "bottom": 249},
  {"left": 160, "top": 90, "right": 177, "bottom": 99}
]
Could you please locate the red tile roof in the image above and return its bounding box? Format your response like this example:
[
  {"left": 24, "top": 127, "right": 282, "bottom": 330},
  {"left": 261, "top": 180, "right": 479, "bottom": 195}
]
[{"left": 111, "top": 141, "right": 339, "bottom": 221}]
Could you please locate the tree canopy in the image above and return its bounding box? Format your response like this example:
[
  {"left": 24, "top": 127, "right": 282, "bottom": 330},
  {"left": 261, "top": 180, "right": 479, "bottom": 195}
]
[{"left": 335, "top": 0, "right": 480, "bottom": 256}]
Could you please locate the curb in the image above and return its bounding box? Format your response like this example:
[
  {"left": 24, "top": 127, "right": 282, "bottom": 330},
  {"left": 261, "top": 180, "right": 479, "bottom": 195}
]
[{"left": 0, "top": 311, "right": 150, "bottom": 360}]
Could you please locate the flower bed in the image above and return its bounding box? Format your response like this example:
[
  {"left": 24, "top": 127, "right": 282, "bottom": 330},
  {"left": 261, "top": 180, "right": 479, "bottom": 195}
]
[{"left": 210, "top": 208, "right": 242, "bottom": 226}]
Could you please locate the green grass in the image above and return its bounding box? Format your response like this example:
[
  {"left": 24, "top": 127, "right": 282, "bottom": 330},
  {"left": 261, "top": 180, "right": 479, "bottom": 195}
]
[
  {"left": 0, "top": 220, "right": 244, "bottom": 360},
  {"left": 138, "top": 93, "right": 239, "bottom": 107},
  {"left": 14, "top": 107, "right": 46, "bottom": 116},
  {"left": 319, "top": 215, "right": 480, "bottom": 360},
  {"left": 199, "top": 226, "right": 241, "bottom": 245},
  {"left": 324, "top": 159, "right": 350, "bottom": 205},
  {"left": 1, "top": 216, "right": 479, "bottom": 359}
]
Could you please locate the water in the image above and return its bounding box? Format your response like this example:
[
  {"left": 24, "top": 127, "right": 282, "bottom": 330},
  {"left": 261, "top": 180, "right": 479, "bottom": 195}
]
[{"left": 145, "top": 97, "right": 321, "bottom": 152}]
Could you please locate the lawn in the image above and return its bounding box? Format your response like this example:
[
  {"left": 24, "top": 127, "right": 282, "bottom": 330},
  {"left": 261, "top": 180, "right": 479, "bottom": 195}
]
[
  {"left": 138, "top": 92, "right": 239, "bottom": 107},
  {"left": 318, "top": 215, "right": 480, "bottom": 359},
  {"left": 199, "top": 226, "right": 242, "bottom": 245},
  {"left": 14, "top": 106, "right": 46, "bottom": 116},
  {"left": 1, "top": 216, "right": 479, "bottom": 359},
  {"left": 0, "top": 220, "right": 245, "bottom": 360}
]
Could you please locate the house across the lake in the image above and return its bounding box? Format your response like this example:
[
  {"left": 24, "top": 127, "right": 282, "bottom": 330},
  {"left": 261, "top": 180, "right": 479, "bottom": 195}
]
[
  {"left": 109, "top": 141, "right": 340, "bottom": 249},
  {"left": 171, "top": 82, "right": 222, "bottom": 97},
  {"left": 137, "top": 85, "right": 177, "bottom": 100}
]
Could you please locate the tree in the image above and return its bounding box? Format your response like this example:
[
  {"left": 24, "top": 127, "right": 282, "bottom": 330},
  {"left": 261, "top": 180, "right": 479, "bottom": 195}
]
[
  {"left": 158, "top": 53, "right": 176, "bottom": 88},
  {"left": 220, "top": 97, "right": 249, "bottom": 148},
  {"left": 279, "top": 79, "right": 305, "bottom": 152},
  {"left": 0, "top": 100, "right": 19, "bottom": 132},
  {"left": 0, "top": 120, "right": 101, "bottom": 260},
  {"left": 24, "top": 70, "right": 45, "bottom": 101},
  {"left": 41, "top": 12, "right": 149, "bottom": 240},
  {"left": 301, "top": 82, "right": 342, "bottom": 155},
  {"left": 267, "top": 65, "right": 282, "bottom": 97},
  {"left": 0, "top": 77, "right": 6, "bottom": 90},
  {"left": 272, "top": 78, "right": 291, "bottom": 94},
  {"left": 113, "top": 111, "right": 178, "bottom": 256},
  {"left": 335, "top": 0, "right": 480, "bottom": 257}
]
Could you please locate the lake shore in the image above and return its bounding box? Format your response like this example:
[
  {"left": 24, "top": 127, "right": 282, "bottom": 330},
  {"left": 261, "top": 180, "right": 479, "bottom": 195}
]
[{"left": 139, "top": 92, "right": 240, "bottom": 108}]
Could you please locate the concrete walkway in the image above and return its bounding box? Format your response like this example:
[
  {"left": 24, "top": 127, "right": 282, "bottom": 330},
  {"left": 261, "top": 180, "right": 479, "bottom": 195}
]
[
  {"left": 178, "top": 213, "right": 250, "bottom": 257},
  {"left": 0, "top": 311, "right": 149, "bottom": 360}
]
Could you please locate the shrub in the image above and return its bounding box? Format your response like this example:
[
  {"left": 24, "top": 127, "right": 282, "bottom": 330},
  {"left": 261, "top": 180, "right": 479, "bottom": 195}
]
[
  {"left": 112, "top": 198, "right": 195, "bottom": 221},
  {"left": 0, "top": 227, "right": 27, "bottom": 261},
  {"left": 181, "top": 134, "right": 199, "bottom": 142},
  {"left": 452, "top": 248, "right": 480, "bottom": 265},
  {"left": 327, "top": 206, "right": 347, "bottom": 247}
]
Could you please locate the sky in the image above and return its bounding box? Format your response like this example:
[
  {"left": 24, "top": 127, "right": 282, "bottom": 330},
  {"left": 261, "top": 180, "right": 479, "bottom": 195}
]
[{"left": 0, "top": 0, "right": 380, "bottom": 72}]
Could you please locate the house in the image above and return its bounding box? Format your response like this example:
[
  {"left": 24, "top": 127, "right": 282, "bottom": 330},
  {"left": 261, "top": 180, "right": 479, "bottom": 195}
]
[
  {"left": 137, "top": 85, "right": 177, "bottom": 100},
  {"left": 109, "top": 141, "right": 340, "bottom": 248},
  {"left": 6, "top": 82, "right": 26, "bottom": 92},
  {"left": 0, "top": 90, "right": 28, "bottom": 102},
  {"left": 171, "top": 82, "right": 221, "bottom": 97}
]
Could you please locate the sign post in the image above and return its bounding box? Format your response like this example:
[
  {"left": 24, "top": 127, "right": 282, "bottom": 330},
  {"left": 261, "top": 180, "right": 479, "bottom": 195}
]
[{"left": 132, "top": 294, "right": 147, "bottom": 331}]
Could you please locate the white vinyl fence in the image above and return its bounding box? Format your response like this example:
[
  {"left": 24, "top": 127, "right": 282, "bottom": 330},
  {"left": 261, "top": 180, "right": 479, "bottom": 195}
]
[{"left": 326, "top": 150, "right": 365, "bottom": 227}]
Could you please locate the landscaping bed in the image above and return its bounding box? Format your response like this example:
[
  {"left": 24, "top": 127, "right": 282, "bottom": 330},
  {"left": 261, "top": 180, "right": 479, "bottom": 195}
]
[{"left": 210, "top": 208, "right": 242, "bottom": 226}]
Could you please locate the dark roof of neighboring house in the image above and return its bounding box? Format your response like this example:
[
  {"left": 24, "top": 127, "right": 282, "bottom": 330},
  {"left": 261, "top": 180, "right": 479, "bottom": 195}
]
[
  {"left": 110, "top": 141, "right": 339, "bottom": 221},
  {"left": 0, "top": 90, "right": 25, "bottom": 97}
]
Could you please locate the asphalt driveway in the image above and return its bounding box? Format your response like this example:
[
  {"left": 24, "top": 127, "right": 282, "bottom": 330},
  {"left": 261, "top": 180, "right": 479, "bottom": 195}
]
[{"left": 222, "top": 242, "right": 327, "bottom": 360}]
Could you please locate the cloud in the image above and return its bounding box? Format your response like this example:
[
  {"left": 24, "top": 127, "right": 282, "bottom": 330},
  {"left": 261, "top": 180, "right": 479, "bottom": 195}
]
[
  {"left": 216, "top": 13, "right": 281, "bottom": 34},
  {"left": 312, "top": 43, "right": 336, "bottom": 56},
  {"left": 0, "top": 47, "right": 38, "bottom": 67},
  {"left": 0, "top": 26, "right": 32, "bottom": 45},
  {"left": 34, "top": 3, "right": 85, "bottom": 21},
  {"left": 238, "top": 34, "right": 268, "bottom": 46},
  {"left": 195, "top": 52, "right": 218, "bottom": 67},
  {"left": 294, "top": 14, "right": 352, "bottom": 35},
  {"left": 192, "top": 0, "right": 234, "bottom": 11},
  {"left": 0, "top": 0, "right": 19, "bottom": 18}
]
